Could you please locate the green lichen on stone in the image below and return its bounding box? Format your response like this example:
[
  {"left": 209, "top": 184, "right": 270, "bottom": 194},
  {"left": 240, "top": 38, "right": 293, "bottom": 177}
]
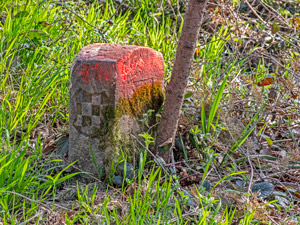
[
  {"left": 98, "top": 105, "right": 119, "bottom": 177},
  {"left": 99, "top": 105, "right": 116, "bottom": 144},
  {"left": 100, "top": 82, "right": 164, "bottom": 178},
  {"left": 116, "top": 81, "right": 164, "bottom": 117}
]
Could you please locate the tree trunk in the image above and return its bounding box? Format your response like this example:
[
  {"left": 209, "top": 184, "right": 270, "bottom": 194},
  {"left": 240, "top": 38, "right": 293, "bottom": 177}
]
[{"left": 155, "top": 0, "right": 208, "bottom": 163}]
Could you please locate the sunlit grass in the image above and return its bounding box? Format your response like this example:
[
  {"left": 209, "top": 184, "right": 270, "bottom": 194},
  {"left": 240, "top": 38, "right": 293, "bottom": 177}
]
[{"left": 1, "top": 0, "right": 296, "bottom": 224}]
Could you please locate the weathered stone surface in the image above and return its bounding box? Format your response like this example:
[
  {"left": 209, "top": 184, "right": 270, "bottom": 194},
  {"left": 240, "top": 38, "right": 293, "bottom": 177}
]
[{"left": 69, "top": 43, "right": 164, "bottom": 177}]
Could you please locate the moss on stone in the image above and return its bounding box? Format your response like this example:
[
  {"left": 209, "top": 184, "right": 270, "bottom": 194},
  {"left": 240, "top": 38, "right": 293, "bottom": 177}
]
[
  {"left": 116, "top": 81, "right": 164, "bottom": 118},
  {"left": 98, "top": 105, "right": 119, "bottom": 177},
  {"left": 100, "top": 82, "right": 164, "bottom": 178}
]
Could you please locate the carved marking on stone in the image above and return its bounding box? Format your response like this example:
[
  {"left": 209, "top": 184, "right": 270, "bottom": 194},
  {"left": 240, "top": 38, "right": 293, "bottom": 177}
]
[{"left": 73, "top": 88, "right": 104, "bottom": 138}]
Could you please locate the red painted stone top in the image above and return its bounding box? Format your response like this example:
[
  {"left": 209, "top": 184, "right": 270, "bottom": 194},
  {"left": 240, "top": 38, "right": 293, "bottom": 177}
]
[{"left": 73, "top": 43, "right": 164, "bottom": 101}]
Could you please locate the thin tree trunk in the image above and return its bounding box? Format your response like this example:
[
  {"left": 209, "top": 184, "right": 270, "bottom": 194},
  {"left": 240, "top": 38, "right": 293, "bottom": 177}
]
[{"left": 155, "top": 0, "right": 208, "bottom": 163}]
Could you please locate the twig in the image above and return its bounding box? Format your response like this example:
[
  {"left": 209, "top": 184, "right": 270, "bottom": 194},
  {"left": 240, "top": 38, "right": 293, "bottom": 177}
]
[
  {"left": 244, "top": 0, "right": 268, "bottom": 26},
  {"left": 19, "top": 212, "right": 44, "bottom": 225},
  {"left": 0, "top": 191, "right": 71, "bottom": 211},
  {"left": 170, "top": 149, "right": 177, "bottom": 175},
  {"left": 246, "top": 147, "right": 254, "bottom": 194},
  {"left": 168, "top": 209, "right": 198, "bottom": 223},
  {"left": 147, "top": 122, "right": 159, "bottom": 133},
  {"left": 63, "top": 6, "right": 107, "bottom": 41},
  {"left": 266, "top": 214, "right": 280, "bottom": 225},
  {"left": 130, "top": 133, "right": 171, "bottom": 176}
]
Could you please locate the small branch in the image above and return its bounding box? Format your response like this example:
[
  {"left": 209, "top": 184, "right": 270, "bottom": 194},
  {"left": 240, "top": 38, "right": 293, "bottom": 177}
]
[
  {"left": 64, "top": 6, "right": 107, "bottom": 41},
  {"left": 246, "top": 147, "right": 254, "bottom": 194},
  {"left": 0, "top": 190, "right": 71, "bottom": 211}
]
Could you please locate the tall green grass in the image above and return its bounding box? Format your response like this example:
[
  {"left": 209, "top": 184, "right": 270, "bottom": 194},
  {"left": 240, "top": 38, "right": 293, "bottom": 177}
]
[
  {"left": 0, "top": 0, "right": 273, "bottom": 223},
  {"left": 0, "top": 135, "right": 78, "bottom": 222},
  {"left": 0, "top": 0, "right": 181, "bottom": 223}
]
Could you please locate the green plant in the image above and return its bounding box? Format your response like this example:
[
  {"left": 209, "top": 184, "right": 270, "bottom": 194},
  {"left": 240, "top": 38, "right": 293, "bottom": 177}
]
[
  {"left": 230, "top": 106, "right": 265, "bottom": 152},
  {"left": 89, "top": 144, "right": 102, "bottom": 179},
  {"left": 1, "top": 0, "right": 298, "bottom": 223},
  {"left": 0, "top": 136, "right": 78, "bottom": 223}
]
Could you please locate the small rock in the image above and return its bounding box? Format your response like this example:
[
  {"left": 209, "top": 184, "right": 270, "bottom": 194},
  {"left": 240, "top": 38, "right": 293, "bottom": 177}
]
[
  {"left": 286, "top": 6, "right": 295, "bottom": 15},
  {"left": 182, "top": 189, "right": 197, "bottom": 208},
  {"left": 56, "top": 135, "right": 69, "bottom": 155},
  {"left": 239, "top": 2, "right": 248, "bottom": 14},
  {"left": 275, "top": 195, "right": 289, "bottom": 208},
  {"left": 265, "top": 36, "right": 272, "bottom": 43},
  {"left": 252, "top": 182, "right": 274, "bottom": 199},
  {"left": 199, "top": 180, "right": 211, "bottom": 192},
  {"left": 118, "top": 162, "right": 134, "bottom": 180},
  {"left": 235, "top": 179, "right": 245, "bottom": 188},
  {"left": 175, "top": 134, "right": 187, "bottom": 151},
  {"left": 113, "top": 175, "right": 123, "bottom": 188}
]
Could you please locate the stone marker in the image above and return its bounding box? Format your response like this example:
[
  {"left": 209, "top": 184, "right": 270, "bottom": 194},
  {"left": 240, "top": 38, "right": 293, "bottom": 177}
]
[{"left": 69, "top": 43, "right": 164, "bottom": 177}]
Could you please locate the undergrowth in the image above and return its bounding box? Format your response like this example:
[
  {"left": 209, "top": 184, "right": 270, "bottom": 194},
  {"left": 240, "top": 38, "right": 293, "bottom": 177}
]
[{"left": 1, "top": 0, "right": 300, "bottom": 224}]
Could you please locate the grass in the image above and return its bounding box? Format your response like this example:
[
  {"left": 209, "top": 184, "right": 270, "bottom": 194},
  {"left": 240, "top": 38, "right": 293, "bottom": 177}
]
[{"left": 1, "top": 0, "right": 300, "bottom": 224}]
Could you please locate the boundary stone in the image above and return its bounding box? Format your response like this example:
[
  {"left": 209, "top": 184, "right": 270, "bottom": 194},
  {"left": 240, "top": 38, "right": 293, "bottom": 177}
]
[{"left": 69, "top": 43, "right": 164, "bottom": 177}]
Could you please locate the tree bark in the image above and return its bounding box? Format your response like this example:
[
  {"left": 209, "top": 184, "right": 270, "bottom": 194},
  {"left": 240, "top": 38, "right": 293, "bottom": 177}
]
[{"left": 155, "top": 0, "right": 208, "bottom": 163}]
